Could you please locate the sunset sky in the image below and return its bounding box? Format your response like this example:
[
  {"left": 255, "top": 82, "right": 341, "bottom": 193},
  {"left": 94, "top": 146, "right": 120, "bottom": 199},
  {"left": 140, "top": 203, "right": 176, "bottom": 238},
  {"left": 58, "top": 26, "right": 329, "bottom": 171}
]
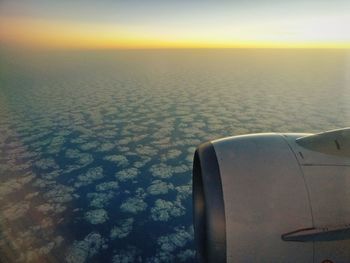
[{"left": 0, "top": 0, "right": 349, "bottom": 49}]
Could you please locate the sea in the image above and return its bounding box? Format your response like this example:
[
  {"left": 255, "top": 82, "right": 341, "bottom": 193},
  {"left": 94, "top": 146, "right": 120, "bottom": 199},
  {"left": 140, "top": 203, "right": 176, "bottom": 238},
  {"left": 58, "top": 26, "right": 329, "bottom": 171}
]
[{"left": 0, "top": 49, "right": 349, "bottom": 262}]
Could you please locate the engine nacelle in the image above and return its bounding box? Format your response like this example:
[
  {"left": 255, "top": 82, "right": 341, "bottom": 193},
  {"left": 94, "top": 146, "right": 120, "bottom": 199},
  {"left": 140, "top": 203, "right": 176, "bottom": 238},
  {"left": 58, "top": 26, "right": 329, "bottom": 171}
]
[{"left": 193, "top": 128, "right": 350, "bottom": 263}]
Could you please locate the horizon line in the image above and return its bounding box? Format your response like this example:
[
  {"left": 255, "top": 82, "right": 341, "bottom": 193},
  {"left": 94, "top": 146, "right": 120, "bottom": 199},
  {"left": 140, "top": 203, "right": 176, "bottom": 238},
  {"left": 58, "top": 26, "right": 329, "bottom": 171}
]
[{"left": 1, "top": 45, "right": 350, "bottom": 52}]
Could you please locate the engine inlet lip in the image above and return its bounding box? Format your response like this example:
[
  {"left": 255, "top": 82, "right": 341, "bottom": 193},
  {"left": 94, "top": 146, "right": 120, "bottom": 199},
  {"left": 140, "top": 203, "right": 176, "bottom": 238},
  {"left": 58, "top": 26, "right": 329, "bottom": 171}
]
[{"left": 193, "top": 142, "right": 226, "bottom": 263}]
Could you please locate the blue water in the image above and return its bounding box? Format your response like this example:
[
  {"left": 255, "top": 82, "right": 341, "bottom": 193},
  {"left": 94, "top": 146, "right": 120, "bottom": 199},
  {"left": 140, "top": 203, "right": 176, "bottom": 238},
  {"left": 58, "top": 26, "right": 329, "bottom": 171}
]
[{"left": 0, "top": 49, "right": 349, "bottom": 262}]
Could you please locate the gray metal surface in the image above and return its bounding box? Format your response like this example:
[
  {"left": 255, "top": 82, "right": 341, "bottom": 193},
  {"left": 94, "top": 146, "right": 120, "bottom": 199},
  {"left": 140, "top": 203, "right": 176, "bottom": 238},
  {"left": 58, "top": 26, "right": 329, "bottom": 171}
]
[
  {"left": 302, "top": 166, "right": 350, "bottom": 262},
  {"left": 193, "top": 142, "right": 226, "bottom": 263},
  {"left": 296, "top": 128, "right": 350, "bottom": 158},
  {"left": 285, "top": 133, "right": 350, "bottom": 166},
  {"left": 193, "top": 128, "right": 350, "bottom": 263},
  {"left": 286, "top": 129, "right": 350, "bottom": 262},
  {"left": 212, "top": 133, "right": 313, "bottom": 262}
]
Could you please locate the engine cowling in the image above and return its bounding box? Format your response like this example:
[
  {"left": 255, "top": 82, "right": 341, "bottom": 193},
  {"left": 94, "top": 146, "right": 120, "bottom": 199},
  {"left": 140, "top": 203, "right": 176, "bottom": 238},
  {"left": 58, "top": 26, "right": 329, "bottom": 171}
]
[{"left": 193, "top": 128, "right": 350, "bottom": 263}]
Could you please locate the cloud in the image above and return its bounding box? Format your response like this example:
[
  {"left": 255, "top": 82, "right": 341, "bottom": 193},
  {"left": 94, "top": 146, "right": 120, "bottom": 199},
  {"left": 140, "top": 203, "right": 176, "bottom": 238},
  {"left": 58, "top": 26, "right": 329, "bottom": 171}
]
[
  {"left": 79, "top": 141, "right": 99, "bottom": 151},
  {"left": 147, "top": 180, "right": 174, "bottom": 196},
  {"left": 186, "top": 147, "right": 196, "bottom": 163},
  {"left": 0, "top": 174, "right": 34, "bottom": 200},
  {"left": 75, "top": 167, "right": 104, "bottom": 187},
  {"left": 41, "top": 170, "right": 61, "bottom": 180},
  {"left": 149, "top": 163, "right": 190, "bottom": 179},
  {"left": 65, "top": 149, "right": 82, "bottom": 159},
  {"left": 36, "top": 203, "right": 67, "bottom": 214},
  {"left": 131, "top": 134, "right": 148, "bottom": 142},
  {"left": 186, "top": 154, "right": 194, "bottom": 163},
  {"left": 2, "top": 201, "right": 30, "bottom": 220},
  {"left": 158, "top": 226, "right": 193, "bottom": 252},
  {"left": 176, "top": 138, "right": 202, "bottom": 147},
  {"left": 1, "top": 43, "right": 350, "bottom": 263},
  {"left": 61, "top": 156, "right": 94, "bottom": 174},
  {"left": 133, "top": 157, "right": 152, "bottom": 169},
  {"left": 150, "top": 199, "right": 185, "bottom": 222},
  {"left": 87, "top": 192, "right": 114, "bottom": 208},
  {"left": 172, "top": 164, "right": 190, "bottom": 174},
  {"left": 32, "top": 178, "right": 56, "bottom": 188},
  {"left": 99, "top": 130, "right": 117, "bottom": 139},
  {"left": 135, "top": 145, "right": 158, "bottom": 156},
  {"left": 25, "top": 191, "right": 39, "bottom": 200},
  {"left": 117, "top": 137, "right": 132, "bottom": 146},
  {"left": 110, "top": 218, "right": 134, "bottom": 240},
  {"left": 175, "top": 184, "right": 192, "bottom": 201},
  {"left": 134, "top": 187, "right": 147, "bottom": 199},
  {"left": 117, "top": 146, "right": 130, "bottom": 153},
  {"left": 85, "top": 209, "right": 109, "bottom": 224},
  {"left": 120, "top": 197, "right": 147, "bottom": 214},
  {"left": 148, "top": 226, "right": 194, "bottom": 262},
  {"left": 160, "top": 149, "right": 182, "bottom": 161},
  {"left": 149, "top": 164, "right": 173, "bottom": 179},
  {"left": 104, "top": 155, "right": 129, "bottom": 167},
  {"left": 3, "top": 161, "right": 33, "bottom": 173},
  {"left": 97, "top": 142, "right": 115, "bottom": 152},
  {"left": 14, "top": 234, "right": 64, "bottom": 262},
  {"left": 96, "top": 181, "right": 119, "bottom": 191},
  {"left": 115, "top": 167, "right": 139, "bottom": 182},
  {"left": 44, "top": 183, "right": 75, "bottom": 203},
  {"left": 76, "top": 153, "right": 94, "bottom": 166},
  {"left": 46, "top": 136, "right": 65, "bottom": 155},
  {"left": 66, "top": 232, "right": 107, "bottom": 263},
  {"left": 34, "top": 158, "right": 58, "bottom": 170}
]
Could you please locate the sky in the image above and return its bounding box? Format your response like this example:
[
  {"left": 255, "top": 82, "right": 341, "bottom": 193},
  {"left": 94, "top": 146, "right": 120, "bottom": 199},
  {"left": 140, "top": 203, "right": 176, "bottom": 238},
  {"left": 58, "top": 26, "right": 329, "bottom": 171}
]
[{"left": 0, "top": 0, "right": 350, "bottom": 49}]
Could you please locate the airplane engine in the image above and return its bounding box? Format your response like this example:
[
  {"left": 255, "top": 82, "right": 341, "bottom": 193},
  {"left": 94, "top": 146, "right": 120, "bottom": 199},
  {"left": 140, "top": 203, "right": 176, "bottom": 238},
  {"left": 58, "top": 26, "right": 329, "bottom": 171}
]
[{"left": 193, "top": 128, "right": 350, "bottom": 263}]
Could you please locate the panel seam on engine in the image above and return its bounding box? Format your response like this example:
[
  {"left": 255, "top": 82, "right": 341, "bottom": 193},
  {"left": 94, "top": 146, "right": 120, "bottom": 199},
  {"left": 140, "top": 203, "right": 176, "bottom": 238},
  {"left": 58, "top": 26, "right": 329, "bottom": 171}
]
[{"left": 281, "top": 134, "right": 315, "bottom": 227}]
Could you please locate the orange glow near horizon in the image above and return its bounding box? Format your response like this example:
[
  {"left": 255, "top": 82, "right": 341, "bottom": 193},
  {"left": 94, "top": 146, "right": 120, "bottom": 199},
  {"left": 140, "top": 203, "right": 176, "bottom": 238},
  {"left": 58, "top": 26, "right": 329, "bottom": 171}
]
[{"left": 1, "top": 16, "right": 350, "bottom": 50}]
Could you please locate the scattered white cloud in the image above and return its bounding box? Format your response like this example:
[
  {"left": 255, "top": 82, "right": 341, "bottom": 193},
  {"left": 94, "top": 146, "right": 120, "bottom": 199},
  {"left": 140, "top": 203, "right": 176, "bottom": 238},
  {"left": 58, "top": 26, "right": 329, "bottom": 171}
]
[
  {"left": 149, "top": 164, "right": 173, "bottom": 179},
  {"left": 161, "top": 149, "right": 182, "bottom": 161},
  {"left": 36, "top": 202, "right": 67, "bottom": 214},
  {"left": 44, "top": 183, "right": 75, "bottom": 203},
  {"left": 104, "top": 155, "right": 129, "bottom": 167},
  {"left": 115, "top": 167, "right": 139, "bottom": 182},
  {"left": 147, "top": 180, "right": 174, "bottom": 196},
  {"left": 0, "top": 174, "right": 35, "bottom": 200},
  {"left": 148, "top": 226, "right": 194, "bottom": 263},
  {"left": 66, "top": 232, "right": 107, "bottom": 263},
  {"left": 149, "top": 163, "right": 190, "bottom": 179},
  {"left": 79, "top": 142, "right": 99, "bottom": 151},
  {"left": 75, "top": 167, "right": 104, "bottom": 187},
  {"left": 150, "top": 199, "right": 185, "bottom": 222},
  {"left": 85, "top": 209, "right": 109, "bottom": 224},
  {"left": 2, "top": 201, "right": 30, "bottom": 220},
  {"left": 110, "top": 218, "right": 134, "bottom": 239},
  {"left": 3, "top": 51, "right": 343, "bottom": 262},
  {"left": 75, "top": 153, "right": 94, "bottom": 166},
  {"left": 34, "top": 158, "right": 58, "bottom": 170},
  {"left": 96, "top": 181, "right": 119, "bottom": 191},
  {"left": 120, "top": 197, "right": 147, "bottom": 214},
  {"left": 133, "top": 157, "right": 152, "bottom": 169},
  {"left": 65, "top": 149, "right": 82, "bottom": 159},
  {"left": 175, "top": 184, "right": 192, "bottom": 201},
  {"left": 135, "top": 146, "right": 158, "bottom": 156},
  {"left": 158, "top": 226, "right": 193, "bottom": 252},
  {"left": 97, "top": 142, "right": 115, "bottom": 152},
  {"left": 87, "top": 192, "right": 114, "bottom": 208}
]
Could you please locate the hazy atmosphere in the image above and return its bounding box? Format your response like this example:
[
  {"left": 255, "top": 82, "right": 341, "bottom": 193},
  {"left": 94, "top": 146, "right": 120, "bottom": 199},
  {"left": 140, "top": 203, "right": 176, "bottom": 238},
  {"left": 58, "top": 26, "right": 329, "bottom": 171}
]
[
  {"left": 1, "top": 49, "right": 350, "bottom": 262},
  {"left": 1, "top": 0, "right": 350, "bottom": 262},
  {"left": 1, "top": 0, "right": 350, "bottom": 48}
]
